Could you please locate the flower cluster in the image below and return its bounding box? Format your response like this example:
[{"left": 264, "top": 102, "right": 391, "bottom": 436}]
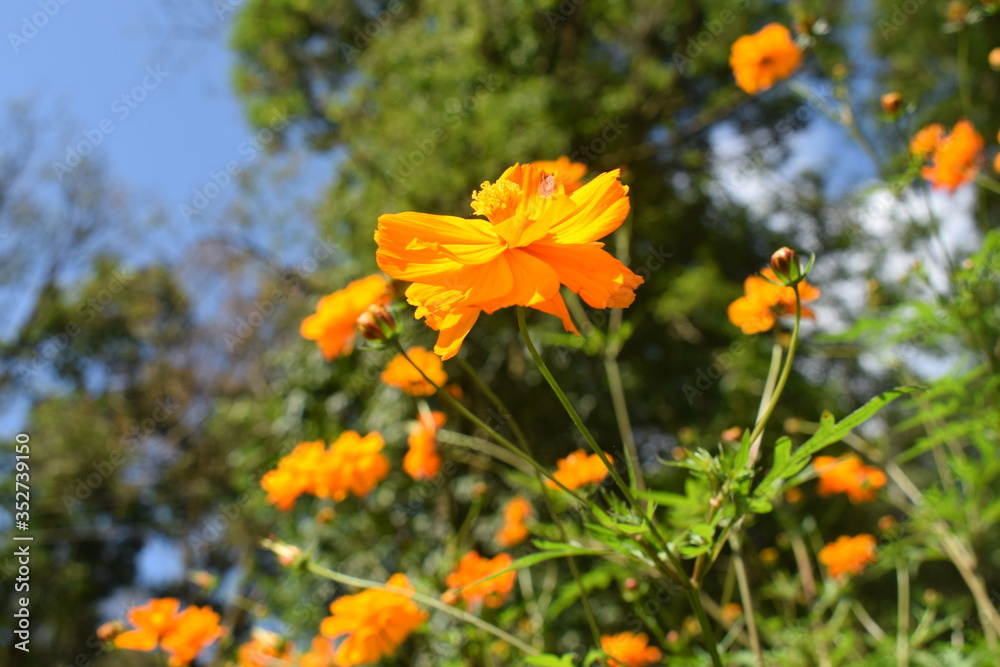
[
  {"left": 114, "top": 598, "right": 223, "bottom": 666},
  {"left": 814, "top": 454, "right": 887, "bottom": 503},
  {"left": 727, "top": 268, "right": 820, "bottom": 334},
  {"left": 375, "top": 162, "right": 642, "bottom": 359},
  {"left": 261, "top": 432, "right": 390, "bottom": 510}
]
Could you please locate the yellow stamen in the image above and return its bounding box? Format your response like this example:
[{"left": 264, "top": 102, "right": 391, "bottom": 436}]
[{"left": 471, "top": 180, "right": 521, "bottom": 221}]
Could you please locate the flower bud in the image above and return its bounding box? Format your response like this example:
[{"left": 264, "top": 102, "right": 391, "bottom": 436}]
[
  {"left": 96, "top": 621, "right": 126, "bottom": 643},
  {"left": 356, "top": 304, "right": 397, "bottom": 341},
  {"left": 189, "top": 570, "right": 217, "bottom": 589},
  {"left": 880, "top": 92, "right": 902, "bottom": 117},
  {"left": 624, "top": 577, "right": 639, "bottom": 591},
  {"left": 769, "top": 247, "right": 803, "bottom": 285},
  {"left": 990, "top": 47, "right": 1000, "bottom": 71}
]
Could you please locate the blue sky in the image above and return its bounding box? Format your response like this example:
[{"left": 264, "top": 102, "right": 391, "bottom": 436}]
[{"left": 1, "top": 0, "right": 251, "bottom": 209}]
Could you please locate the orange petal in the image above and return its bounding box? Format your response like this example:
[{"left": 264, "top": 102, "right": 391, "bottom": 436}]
[
  {"left": 524, "top": 242, "right": 643, "bottom": 309},
  {"left": 547, "top": 169, "right": 631, "bottom": 244},
  {"left": 375, "top": 212, "right": 504, "bottom": 283}
]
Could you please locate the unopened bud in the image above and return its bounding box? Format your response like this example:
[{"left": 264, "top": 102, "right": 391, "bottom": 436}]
[
  {"left": 989, "top": 48, "right": 1000, "bottom": 71},
  {"left": 189, "top": 570, "right": 217, "bottom": 589},
  {"left": 272, "top": 541, "right": 303, "bottom": 567},
  {"left": 624, "top": 577, "right": 639, "bottom": 591},
  {"left": 356, "top": 304, "right": 396, "bottom": 341},
  {"left": 769, "top": 247, "right": 799, "bottom": 282},
  {"left": 945, "top": 0, "right": 968, "bottom": 23},
  {"left": 97, "top": 621, "right": 126, "bottom": 642},
  {"left": 880, "top": 92, "right": 902, "bottom": 117},
  {"left": 315, "top": 507, "right": 336, "bottom": 524}
]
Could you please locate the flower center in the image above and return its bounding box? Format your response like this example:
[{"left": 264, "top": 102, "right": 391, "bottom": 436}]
[{"left": 471, "top": 180, "right": 522, "bottom": 221}]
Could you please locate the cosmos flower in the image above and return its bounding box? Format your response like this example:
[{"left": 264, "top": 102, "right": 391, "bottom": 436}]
[
  {"left": 375, "top": 164, "right": 641, "bottom": 359},
  {"left": 919, "top": 120, "right": 984, "bottom": 191},
  {"left": 601, "top": 631, "right": 663, "bottom": 667},
  {"left": 495, "top": 495, "right": 533, "bottom": 547},
  {"left": 819, "top": 534, "right": 877, "bottom": 579},
  {"left": 319, "top": 574, "right": 428, "bottom": 666},
  {"left": 300, "top": 275, "right": 391, "bottom": 360},
  {"left": 814, "top": 454, "right": 887, "bottom": 503},
  {"left": 444, "top": 551, "right": 517, "bottom": 608},
  {"left": 381, "top": 347, "right": 449, "bottom": 395},
  {"left": 727, "top": 268, "right": 820, "bottom": 334},
  {"left": 729, "top": 24, "right": 803, "bottom": 94},
  {"left": 404, "top": 410, "right": 446, "bottom": 480},
  {"left": 546, "top": 449, "right": 612, "bottom": 490}
]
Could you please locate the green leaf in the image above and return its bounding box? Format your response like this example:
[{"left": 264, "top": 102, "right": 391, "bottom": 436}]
[{"left": 755, "top": 387, "right": 919, "bottom": 499}]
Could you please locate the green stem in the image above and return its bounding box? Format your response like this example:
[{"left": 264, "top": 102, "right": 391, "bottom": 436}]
[
  {"left": 745, "top": 285, "right": 802, "bottom": 447},
  {"left": 897, "top": 559, "right": 910, "bottom": 667},
  {"left": 515, "top": 307, "right": 666, "bottom": 548},
  {"left": 687, "top": 588, "right": 726, "bottom": 667},
  {"left": 958, "top": 30, "right": 972, "bottom": 118},
  {"left": 730, "top": 533, "right": 763, "bottom": 666},
  {"left": 455, "top": 354, "right": 603, "bottom": 645},
  {"left": 393, "top": 342, "right": 588, "bottom": 505},
  {"left": 264, "top": 541, "right": 540, "bottom": 657}
]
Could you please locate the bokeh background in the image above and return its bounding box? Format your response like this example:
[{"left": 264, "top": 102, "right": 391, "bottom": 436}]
[{"left": 1, "top": 0, "right": 998, "bottom": 664}]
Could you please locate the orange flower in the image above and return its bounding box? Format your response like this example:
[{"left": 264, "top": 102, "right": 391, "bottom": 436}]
[
  {"left": 319, "top": 574, "right": 428, "bottom": 667},
  {"left": 262, "top": 433, "right": 390, "bottom": 509},
  {"left": 729, "top": 24, "right": 803, "bottom": 94},
  {"left": 546, "top": 449, "right": 612, "bottom": 490},
  {"left": 300, "top": 275, "right": 390, "bottom": 360},
  {"left": 910, "top": 123, "right": 945, "bottom": 157},
  {"left": 727, "top": 268, "right": 820, "bottom": 334},
  {"left": 920, "top": 120, "right": 984, "bottom": 191},
  {"left": 375, "top": 163, "right": 641, "bottom": 359},
  {"left": 381, "top": 346, "right": 448, "bottom": 395},
  {"left": 814, "top": 454, "right": 887, "bottom": 503},
  {"left": 237, "top": 630, "right": 295, "bottom": 666},
  {"left": 261, "top": 440, "right": 327, "bottom": 510},
  {"left": 819, "top": 534, "right": 877, "bottom": 579},
  {"left": 601, "top": 631, "right": 663, "bottom": 667},
  {"left": 404, "top": 411, "right": 446, "bottom": 480},
  {"left": 532, "top": 156, "right": 588, "bottom": 193},
  {"left": 445, "top": 551, "right": 517, "bottom": 608},
  {"left": 496, "top": 495, "right": 533, "bottom": 547},
  {"left": 301, "top": 636, "right": 337, "bottom": 667},
  {"left": 160, "top": 606, "right": 223, "bottom": 666},
  {"left": 315, "top": 431, "right": 391, "bottom": 501},
  {"left": 115, "top": 598, "right": 181, "bottom": 652}
]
